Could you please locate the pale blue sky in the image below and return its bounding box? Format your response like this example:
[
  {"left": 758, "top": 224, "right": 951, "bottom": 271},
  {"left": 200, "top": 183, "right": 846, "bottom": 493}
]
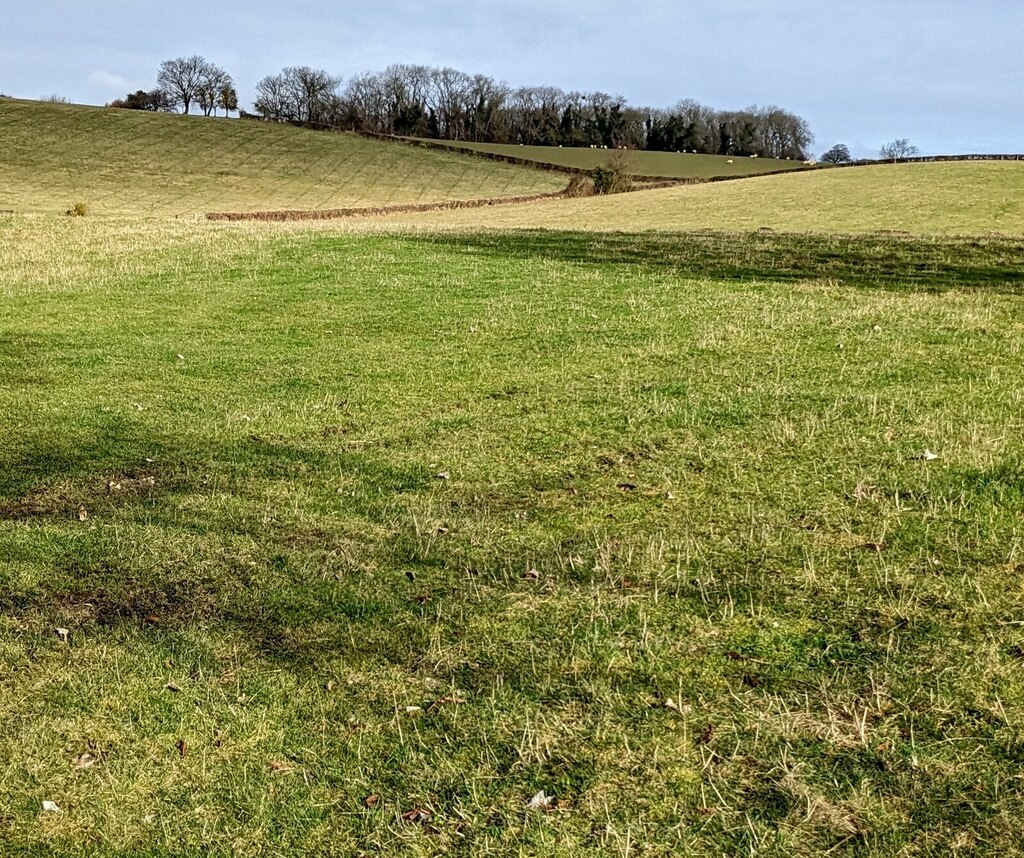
[{"left": 4, "top": 0, "right": 1021, "bottom": 158}]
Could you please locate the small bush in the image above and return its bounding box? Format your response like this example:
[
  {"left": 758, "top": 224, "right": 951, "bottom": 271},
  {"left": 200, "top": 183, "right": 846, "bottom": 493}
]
[
  {"left": 564, "top": 174, "right": 596, "bottom": 198},
  {"left": 65, "top": 201, "right": 88, "bottom": 217},
  {"left": 592, "top": 150, "right": 634, "bottom": 195}
]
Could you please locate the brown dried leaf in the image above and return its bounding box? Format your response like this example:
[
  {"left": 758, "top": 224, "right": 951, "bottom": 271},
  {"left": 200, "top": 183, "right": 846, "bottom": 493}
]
[
  {"left": 72, "top": 752, "right": 98, "bottom": 770},
  {"left": 363, "top": 794, "right": 380, "bottom": 809},
  {"left": 269, "top": 760, "right": 298, "bottom": 775},
  {"left": 401, "top": 807, "right": 431, "bottom": 824}
]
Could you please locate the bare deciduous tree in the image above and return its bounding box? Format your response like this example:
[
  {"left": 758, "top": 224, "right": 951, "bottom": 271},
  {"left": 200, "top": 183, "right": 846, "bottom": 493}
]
[
  {"left": 880, "top": 138, "right": 920, "bottom": 160},
  {"left": 255, "top": 66, "right": 341, "bottom": 125},
  {"left": 196, "top": 64, "right": 234, "bottom": 117},
  {"left": 157, "top": 55, "right": 209, "bottom": 114}
]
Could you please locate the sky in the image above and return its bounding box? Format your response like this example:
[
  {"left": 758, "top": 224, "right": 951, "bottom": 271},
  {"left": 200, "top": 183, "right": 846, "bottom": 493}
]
[{"left": 3, "top": 0, "right": 1022, "bottom": 158}]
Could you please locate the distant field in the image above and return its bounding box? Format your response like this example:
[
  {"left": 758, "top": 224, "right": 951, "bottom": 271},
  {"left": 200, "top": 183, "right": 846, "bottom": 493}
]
[
  {"left": 0, "top": 100, "right": 566, "bottom": 215},
  {"left": 404, "top": 137, "right": 808, "bottom": 178},
  {"left": 381, "top": 161, "right": 1024, "bottom": 235}
]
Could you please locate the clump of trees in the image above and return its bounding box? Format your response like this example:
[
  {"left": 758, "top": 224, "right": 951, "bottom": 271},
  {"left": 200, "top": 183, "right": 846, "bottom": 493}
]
[
  {"left": 99, "top": 55, "right": 815, "bottom": 158},
  {"left": 247, "top": 62, "right": 814, "bottom": 159},
  {"left": 108, "top": 89, "right": 176, "bottom": 112},
  {"left": 254, "top": 66, "right": 342, "bottom": 125},
  {"left": 109, "top": 56, "right": 238, "bottom": 115},
  {"left": 156, "top": 55, "right": 235, "bottom": 115}
]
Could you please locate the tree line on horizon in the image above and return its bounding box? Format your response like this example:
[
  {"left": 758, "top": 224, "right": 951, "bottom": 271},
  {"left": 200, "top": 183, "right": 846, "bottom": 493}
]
[{"left": 111, "top": 56, "right": 814, "bottom": 160}]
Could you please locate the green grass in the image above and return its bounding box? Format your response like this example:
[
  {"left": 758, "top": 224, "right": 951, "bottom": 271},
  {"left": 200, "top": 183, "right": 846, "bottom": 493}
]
[
  {"left": 3, "top": 214, "right": 1024, "bottom": 855},
  {"left": 404, "top": 138, "right": 808, "bottom": 179},
  {"left": 385, "top": 161, "right": 1024, "bottom": 236},
  {"left": 0, "top": 100, "right": 566, "bottom": 216}
]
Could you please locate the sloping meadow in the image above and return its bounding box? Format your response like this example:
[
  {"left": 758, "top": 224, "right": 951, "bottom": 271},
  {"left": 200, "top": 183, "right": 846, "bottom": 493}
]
[{"left": 2, "top": 216, "right": 1024, "bottom": 854}]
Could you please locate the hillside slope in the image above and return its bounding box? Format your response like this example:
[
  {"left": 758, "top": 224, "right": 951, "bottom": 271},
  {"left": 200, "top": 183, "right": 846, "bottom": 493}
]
[
  {"left": 0, "top": 99, "right": 566, "bottom": 215},
  {"left": 404, "top": 138, "right": 807, "bottom": 179},
  {"left": 381, "top": 161, "right": 1024, "bottom": 235}
]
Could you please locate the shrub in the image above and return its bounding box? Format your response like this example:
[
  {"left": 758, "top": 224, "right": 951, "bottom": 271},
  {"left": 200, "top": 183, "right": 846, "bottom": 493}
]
[
  {"left": 564, "top": 174, "right": 596, "bottom": 198},
  {"left": 592, "top": 150, "right": 634, "bottom": 195},
  {"left": 65, "top": 201, "right": 88, "bottom": 217}
]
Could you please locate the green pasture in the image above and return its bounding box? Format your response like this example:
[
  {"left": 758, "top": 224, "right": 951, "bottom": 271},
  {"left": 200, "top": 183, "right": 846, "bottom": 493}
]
[
  {"left": 404, "top": 137, "right": 807, "bottom": 178},
  {"left": 2, "top": 211, "right": 1024, "bottom": 854}
]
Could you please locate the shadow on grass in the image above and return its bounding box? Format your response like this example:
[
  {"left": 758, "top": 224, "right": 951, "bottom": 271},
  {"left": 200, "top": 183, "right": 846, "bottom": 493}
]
[
  {"left": 3, "top": 411, "right": 1022, "bottom": 675},
  {"left": 0, "top": 418, "right": 438, "bottom": 669},
  {"left": 407, "top": 230, "right": 1024, "bottom": 293}
]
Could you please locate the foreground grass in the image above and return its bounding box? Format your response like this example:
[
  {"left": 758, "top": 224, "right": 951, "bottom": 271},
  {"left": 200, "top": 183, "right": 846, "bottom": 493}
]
[
  {"left": 2, "top": 216, "right": 1024, "bottom": 855},
  {"left": 383, "top": 162, "right": 1024, "bottom": 236},
  {"left": 0, "top": 100, "right": 565, "bottom": 216},
  {"left": 404, "top": 138, "right": 806, "bottom": 179}
]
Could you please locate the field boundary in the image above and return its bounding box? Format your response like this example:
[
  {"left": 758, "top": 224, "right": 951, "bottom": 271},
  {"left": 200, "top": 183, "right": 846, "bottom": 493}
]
[
  {"left": 206, "top": 189, "right": 570, "bottom": 222},
  {"left": 356, "top": 131, "right": 821, "bottom": 184}
]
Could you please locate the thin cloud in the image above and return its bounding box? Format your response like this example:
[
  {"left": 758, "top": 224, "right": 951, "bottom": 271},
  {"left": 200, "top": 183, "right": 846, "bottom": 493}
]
[{"left": 88, "top": 70, "right": 132, "bottom": 92}]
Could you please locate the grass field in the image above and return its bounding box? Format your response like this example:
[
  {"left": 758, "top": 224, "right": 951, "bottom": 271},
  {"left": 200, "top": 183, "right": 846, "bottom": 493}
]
[
  {"left": 404, "top": 138, "right": 807, "bottom": 179},
  {"left": 3, "top": 112, "right": 1024, "bottom": 854},
  {"left": 383, "top": 161, "right": 1024, "bottom": 236},
  {"left": 0, "top": 100, "right": 566, "bottom": 216}
]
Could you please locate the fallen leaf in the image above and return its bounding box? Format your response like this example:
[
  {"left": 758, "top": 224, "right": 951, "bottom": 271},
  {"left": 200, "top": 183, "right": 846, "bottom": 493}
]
[
  {"left": 42, "top": 801, "right": 61, "bottom": 814},
  {"left": 404, "top": 705, "right": 423, "bottom": 714},
  {"left": 165, "top": 682, "right": 182, "bottom": 693},
  {"left": 434, "top": 472, "right": 450, "bottom": 481},
  {"left": 917, "top": 449, "right": 939, "bottom": 461},
  {"left": 864, "top": 541, "right": 885, "bottom": 553},
  {"left": 696, "top": 723, "right": 716, "bottom": 746},
  {"left": 175, "top": 739, "right": 187, "bottom": 758},
  {"left": 617, "top": 482, "right": 638, "bottom": 491},
  {"left": 55, "top": 628, "right": 71, "bottom": 644},
  {"left": 77, "top": 506, "right": 89, "bottom": 522},
  {"left": 401, "top": 807, "right": 431, "bottom": 824},
  {"left": 364, "top": 794, "right": 380, "bottom": 809},
  {"left": 523, "top": 569, "right": 540, "bottom": 581},
  {"left": 72, "top": 752, "right": 97, "bottom": 770},
  {"left": 270, "top": 760, "right": 298, "bottom": 774}
]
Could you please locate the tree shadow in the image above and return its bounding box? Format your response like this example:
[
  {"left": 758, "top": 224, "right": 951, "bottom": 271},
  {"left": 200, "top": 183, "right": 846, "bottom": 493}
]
[{"left": 407, "top": 230, "right": 1024, "bottom": 294}]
